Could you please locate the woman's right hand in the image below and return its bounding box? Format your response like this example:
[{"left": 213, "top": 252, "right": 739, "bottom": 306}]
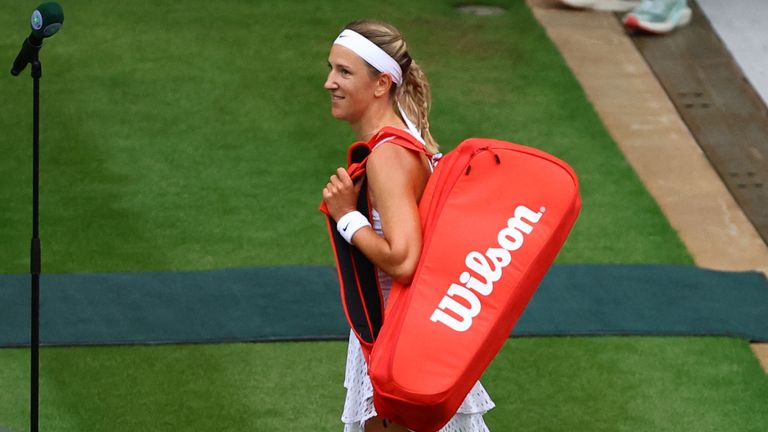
[{"left": 322, "top": 167, "right": 363, "bottom": 221}]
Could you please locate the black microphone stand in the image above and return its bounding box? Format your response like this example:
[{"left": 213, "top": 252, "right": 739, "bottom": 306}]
[{"left": 29, "top": 55, "right": 43, "bottom": 432}]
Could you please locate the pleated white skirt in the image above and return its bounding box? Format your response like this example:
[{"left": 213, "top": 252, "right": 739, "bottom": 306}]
[{"left": 341, "top": 331, "right": 495, "bottom": 431}]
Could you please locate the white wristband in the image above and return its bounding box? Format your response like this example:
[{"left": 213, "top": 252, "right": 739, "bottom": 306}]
[{"left": 336, "top": 211, "right": 371, "bottom": 244}]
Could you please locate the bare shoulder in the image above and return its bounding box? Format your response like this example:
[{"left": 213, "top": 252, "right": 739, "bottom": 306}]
[
  {"left": 367, "top": 142, "right": 426, "bottom": 179},
  {"left": 367, "top": 142, "right": 430, "bottom": 200}
]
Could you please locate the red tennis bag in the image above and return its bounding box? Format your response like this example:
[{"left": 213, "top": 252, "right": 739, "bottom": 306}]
[
  {"left": 321, "top": 129, "right": 580, "bottom": 431},
  {"left": 369, "top": 137, "right": 580, "bottom": 431}
]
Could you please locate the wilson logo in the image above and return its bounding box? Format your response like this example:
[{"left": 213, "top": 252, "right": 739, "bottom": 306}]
[{"left": 429, "top": 205, "right": 545, "bottom": 332}]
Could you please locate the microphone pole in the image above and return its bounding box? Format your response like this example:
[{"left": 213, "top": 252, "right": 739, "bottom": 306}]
[
  {"left": 31, "top": 56, "right": 42, "bottom": 432},
  {"left": 10, "top": 3, "right": 64, "bottom": 431}
]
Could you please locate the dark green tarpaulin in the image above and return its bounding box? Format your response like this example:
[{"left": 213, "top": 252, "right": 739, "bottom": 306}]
[{"left": 1, "top": 265, "right": 766, "bottom": 347}]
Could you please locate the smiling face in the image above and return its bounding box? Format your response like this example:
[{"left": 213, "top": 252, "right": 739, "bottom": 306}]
[{"left": 324, "top": 45, "right": 381, "bottom": 123}]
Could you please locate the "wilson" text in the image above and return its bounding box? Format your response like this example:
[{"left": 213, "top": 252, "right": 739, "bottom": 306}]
[{"left": 429, "top": 205, "right": 544, "bottom": 332}]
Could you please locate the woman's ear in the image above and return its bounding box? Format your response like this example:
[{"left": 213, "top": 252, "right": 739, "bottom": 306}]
[{"left": 373, "top": 73, "right": 394, "bottom": 98}]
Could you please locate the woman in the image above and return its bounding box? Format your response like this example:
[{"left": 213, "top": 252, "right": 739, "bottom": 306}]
[{"left": 321, "top": 20, "right": 495, "bottom": 432}]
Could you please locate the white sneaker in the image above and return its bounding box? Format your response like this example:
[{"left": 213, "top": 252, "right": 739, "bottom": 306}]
[{"left": 623, "top": 0, "right": 692, "bottom": 33}]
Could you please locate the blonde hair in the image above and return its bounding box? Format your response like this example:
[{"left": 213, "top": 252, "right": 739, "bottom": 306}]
[{"left": 344, "top": 20, "right": 439, "bottom": 154}]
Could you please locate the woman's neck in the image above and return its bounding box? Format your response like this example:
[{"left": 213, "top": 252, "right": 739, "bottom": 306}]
[{"left": 352, "top": 103, "right": 407, "bottom": 142}]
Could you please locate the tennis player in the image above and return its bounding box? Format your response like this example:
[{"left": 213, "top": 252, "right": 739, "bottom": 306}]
[{"left": 321, "top": 20, "right": 495, "bottom": 432}]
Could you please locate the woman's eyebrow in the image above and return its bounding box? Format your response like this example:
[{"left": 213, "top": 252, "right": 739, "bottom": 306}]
[{"left": 329, "top": 60, "right": 353, "bottom": 70}]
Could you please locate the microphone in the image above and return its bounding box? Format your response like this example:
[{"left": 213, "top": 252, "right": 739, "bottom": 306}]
[{"left": 10, "top": 2, "right": 64, "bottom": 76}]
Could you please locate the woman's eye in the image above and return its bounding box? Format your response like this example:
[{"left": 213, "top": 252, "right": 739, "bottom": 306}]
[{"left": 341, "top": 69, "right": 350, "bottom": 76}]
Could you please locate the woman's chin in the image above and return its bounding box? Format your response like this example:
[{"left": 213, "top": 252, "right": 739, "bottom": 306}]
[{"left": 330, "top": 107, "right": 347, "bottom": 120}]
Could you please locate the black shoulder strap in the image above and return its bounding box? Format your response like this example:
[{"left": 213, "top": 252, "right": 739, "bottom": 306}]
[
  {"left": 321, "top": 142, "right": 383, "bottom": 357},
  {"left": 329, "top": 182, "right": 383, "bottom": 354}
]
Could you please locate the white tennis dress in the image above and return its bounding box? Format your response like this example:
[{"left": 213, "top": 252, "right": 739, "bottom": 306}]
[{"left": 341, "top": 208, "right": 495, "bottom": 431}]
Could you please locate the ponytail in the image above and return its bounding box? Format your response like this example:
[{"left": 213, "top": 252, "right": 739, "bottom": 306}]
[{"left": 396, "top": 59, "right": 439, "bottom": 155}]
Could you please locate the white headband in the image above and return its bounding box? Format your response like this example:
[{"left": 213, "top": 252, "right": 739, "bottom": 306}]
[{"left": 333, "top": 29, "right": 403, "bottom": 86}]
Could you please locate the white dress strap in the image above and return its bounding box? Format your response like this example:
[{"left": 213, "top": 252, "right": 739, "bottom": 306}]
[{"left": 371, "top": 129, "right": 436, "bottom": 172}]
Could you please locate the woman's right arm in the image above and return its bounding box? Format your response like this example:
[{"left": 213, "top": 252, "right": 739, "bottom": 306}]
[{"left": 347, "top": 143, "right": 428, "bottom": 284}]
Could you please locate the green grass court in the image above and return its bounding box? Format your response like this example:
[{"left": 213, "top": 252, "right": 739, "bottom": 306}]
[
  {"left": 1, "top": 338, "right": 766, "bottom": 431},
  {"left": 0, "top": 1, "right": 765, "bottom": 430}
]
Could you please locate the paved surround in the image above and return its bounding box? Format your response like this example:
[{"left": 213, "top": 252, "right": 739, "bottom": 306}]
[
  {"left": 528, "top": 0, "right": 768, "bottom": 275},
  {"left": 630, "top": 1, "right": 768, "bottom": 246}
]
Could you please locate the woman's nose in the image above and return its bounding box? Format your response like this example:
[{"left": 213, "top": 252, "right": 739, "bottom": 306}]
[{"left": 324, "top": 71, "right": 337, "bottom": 90}]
